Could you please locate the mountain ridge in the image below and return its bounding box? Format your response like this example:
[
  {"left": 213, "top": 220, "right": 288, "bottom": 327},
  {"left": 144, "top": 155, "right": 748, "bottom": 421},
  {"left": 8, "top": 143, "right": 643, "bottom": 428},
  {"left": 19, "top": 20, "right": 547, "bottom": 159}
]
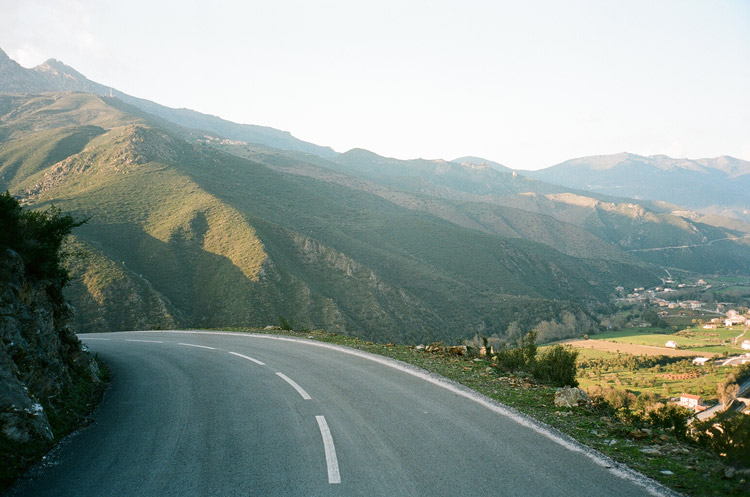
[
  {"left": 527, "top": 152, "right": 750, "bottom": 222},
  {"left": 0, "top": 47, "right": 337, "bottom": 159},
  {"left": 0, "top": 92, "right": 657, "bottom": 341},
  {"left": 2, "top": 50, "right": 748, "bottom": 341}
]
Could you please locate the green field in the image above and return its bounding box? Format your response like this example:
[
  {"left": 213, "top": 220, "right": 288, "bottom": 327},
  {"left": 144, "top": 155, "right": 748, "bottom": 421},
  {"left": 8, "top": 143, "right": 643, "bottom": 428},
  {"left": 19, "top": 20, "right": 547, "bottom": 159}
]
[
  {"left": 592, "top": 326, "right": 745, "bottom": 355},
  {"left": 568, "top": 324, "right": 748, "bottom": 403},
  {"left": 573, "top": 347, "right": 727, "bottom": 402}
]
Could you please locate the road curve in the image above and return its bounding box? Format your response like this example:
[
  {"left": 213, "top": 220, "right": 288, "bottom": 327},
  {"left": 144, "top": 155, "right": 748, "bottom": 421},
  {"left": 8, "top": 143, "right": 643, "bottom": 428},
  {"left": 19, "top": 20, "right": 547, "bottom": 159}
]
[{"left": 6, "top": 331, "right": 678, "bottom": 497}]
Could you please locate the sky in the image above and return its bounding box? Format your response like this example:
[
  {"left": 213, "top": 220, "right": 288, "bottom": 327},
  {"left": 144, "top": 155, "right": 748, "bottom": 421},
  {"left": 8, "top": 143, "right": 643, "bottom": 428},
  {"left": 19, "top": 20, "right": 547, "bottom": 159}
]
[{"left": 0, "top": 0, "right": 748, "bottom": 170}]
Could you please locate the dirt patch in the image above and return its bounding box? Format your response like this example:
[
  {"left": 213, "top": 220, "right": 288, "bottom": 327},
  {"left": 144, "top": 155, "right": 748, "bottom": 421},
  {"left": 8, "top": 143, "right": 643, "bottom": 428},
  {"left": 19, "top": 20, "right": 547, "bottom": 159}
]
[{"left": 562, "top": 339, "right": 718, "bottom": 357}]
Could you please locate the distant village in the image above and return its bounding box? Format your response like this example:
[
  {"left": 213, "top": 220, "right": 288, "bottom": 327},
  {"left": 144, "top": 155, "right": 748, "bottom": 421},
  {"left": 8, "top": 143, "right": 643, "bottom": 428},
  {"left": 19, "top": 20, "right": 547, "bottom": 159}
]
[{"left": 614, "top": 278, "right": 750, "bottom": 421}]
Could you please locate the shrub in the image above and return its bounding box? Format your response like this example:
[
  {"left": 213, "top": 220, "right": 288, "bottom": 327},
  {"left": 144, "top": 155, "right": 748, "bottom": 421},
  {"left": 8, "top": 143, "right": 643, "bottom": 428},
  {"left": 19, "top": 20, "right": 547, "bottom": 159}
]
[
  {"left": 494, "top": 331, "right": 538, "bottom": 372},
  {"left": 646, "top": 404, "right": 692, "bottom": 440},
  {"left": 532, "top": 345, "right": 579, "bottom": 387},
  {"left": 278, "top": 316, "right": 292, "bottom": 331}
]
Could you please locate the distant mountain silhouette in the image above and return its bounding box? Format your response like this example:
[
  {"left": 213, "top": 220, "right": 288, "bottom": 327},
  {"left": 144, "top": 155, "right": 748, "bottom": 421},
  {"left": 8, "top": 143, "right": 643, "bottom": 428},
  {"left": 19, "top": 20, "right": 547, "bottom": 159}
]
[{"left": 527, "top": 152, "right": 750, "bottom": 221}]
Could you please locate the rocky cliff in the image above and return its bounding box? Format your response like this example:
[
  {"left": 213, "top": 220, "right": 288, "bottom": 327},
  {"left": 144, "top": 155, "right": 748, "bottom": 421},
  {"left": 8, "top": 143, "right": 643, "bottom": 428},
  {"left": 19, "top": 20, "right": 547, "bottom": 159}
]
[{"left": 0, "top": 247, "right": 103, "bottom": 488}]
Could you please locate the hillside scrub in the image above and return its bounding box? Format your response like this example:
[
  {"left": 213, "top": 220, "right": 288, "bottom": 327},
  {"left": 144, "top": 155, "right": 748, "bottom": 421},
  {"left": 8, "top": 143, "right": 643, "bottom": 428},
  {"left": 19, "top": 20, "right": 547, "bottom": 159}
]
[{"left": 585, "top": 375, "right": 749, "bottom": 469}]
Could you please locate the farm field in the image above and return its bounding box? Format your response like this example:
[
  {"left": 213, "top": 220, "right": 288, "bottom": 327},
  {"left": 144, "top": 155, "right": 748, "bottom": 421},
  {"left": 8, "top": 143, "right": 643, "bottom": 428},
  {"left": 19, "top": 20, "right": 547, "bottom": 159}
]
[
  {"left": 583, "top": 326, "right": 747, "bottom": 356},
  {"left": 573, "top": 347, "right": 726, "bottom": 403},
  {"left": 560, "top": 323, "right": 750, "bottom": 407},
  {"left": 563, "top": 338, "right": 706, "bottom": 357}
]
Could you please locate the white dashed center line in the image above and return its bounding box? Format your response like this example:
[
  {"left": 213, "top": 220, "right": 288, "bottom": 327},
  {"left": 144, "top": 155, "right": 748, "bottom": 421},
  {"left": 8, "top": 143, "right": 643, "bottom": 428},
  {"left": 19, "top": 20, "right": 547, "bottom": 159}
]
[
  {"left": 178, "top": 343, "right": 216, "bottom": 350},
  {"left": 228, "top": 351, "right": 265, "bottom": 365},
  {"left": 126, "top": 339, "right": 163, "bottom": 343},
  {"left": 275, "top": 372, "right": 312, "bottom": 400},
  {"left": 316, "top": 416, "right": 341, "bottom": 484}
]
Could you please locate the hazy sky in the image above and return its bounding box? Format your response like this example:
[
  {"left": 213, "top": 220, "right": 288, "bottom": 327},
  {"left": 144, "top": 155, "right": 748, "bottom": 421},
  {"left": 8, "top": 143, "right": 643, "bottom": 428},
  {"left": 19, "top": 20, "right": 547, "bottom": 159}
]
[{"left": 1, "top": 0, "right": 748, "bottom": 169}]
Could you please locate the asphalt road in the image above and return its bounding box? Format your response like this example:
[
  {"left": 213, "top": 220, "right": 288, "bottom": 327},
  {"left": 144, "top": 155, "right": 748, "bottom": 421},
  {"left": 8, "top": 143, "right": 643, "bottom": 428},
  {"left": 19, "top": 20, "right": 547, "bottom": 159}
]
[{"left": 7, "top": 331, "right": 678, "bottom": 496}]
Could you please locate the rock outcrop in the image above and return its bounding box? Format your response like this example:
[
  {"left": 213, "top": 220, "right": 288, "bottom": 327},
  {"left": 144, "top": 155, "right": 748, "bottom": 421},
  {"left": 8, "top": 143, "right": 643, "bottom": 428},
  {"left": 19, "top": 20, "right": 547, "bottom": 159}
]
[
  {"left": 0, "top": 247, "right": 102, "bottom": 486},
  {"left": 554, "top": 386, "right": 590, "bottom": 408}
]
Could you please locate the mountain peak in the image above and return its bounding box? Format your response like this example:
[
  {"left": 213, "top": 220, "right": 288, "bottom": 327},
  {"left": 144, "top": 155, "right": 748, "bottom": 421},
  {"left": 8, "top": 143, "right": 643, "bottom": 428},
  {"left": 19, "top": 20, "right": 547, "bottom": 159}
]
[
  {"left": 35, "top": 58, "right": 83, "bottom": 77},
  {"left": 452, "top": 156, "right": 511, "bottom": 172}
]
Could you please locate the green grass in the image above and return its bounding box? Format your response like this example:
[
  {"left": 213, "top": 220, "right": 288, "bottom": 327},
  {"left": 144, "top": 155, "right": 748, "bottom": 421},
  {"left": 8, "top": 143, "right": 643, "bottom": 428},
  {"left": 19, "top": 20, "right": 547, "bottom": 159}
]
[{"left": 592, "top": 326, "right": 744, "bottom": 355}]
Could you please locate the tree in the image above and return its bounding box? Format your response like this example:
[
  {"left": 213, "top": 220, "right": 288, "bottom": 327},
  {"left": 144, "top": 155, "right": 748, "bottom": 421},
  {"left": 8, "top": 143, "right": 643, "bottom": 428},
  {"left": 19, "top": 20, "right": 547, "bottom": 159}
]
[
  {"left": 505, "top": 321, "right": 523, "bottom": 341},
  {"left": 0, "top": 192, "right": 86, "bottom": 284},
  {"left": 693, "top": 410, "right": 750, "bottom": 467},
  {"left": 717, "top": 381, "right": 740, "bottom": 410}
]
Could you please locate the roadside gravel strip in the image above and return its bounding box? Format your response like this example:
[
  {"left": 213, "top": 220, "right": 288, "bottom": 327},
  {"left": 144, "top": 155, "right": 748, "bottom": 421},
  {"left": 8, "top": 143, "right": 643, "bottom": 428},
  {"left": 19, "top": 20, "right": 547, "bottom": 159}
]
[{"left": 8, "top": 330, "right": 681, "bottom": 496}]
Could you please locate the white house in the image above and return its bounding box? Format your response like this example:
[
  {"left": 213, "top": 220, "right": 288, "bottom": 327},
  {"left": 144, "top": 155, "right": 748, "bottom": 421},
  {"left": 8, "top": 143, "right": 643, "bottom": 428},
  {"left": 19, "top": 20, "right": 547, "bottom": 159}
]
[
  {"left": 742, "top": 340, "right": 750, "bottom": 351},
  {"left": 692, "top": 357, "right": 710, "bottom": 365},
  {"left": 665, "top": 340, "right": 678, "bottom": 349},
  {"left": 678, "top": 393, "right": 706, "bottom": 412}
]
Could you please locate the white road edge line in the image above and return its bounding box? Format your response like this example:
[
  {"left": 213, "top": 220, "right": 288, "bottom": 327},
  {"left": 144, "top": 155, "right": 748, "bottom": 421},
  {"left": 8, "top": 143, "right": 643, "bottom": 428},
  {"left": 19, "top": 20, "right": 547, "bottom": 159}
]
[
  {"left": 81, "top": 337, "right": 110, "bottom": 340},
  {"left": 316, "top": 415, "right": 341, "bottom": 484},
  {"left": 275, "top": 372, "right": 312, "bottom": 400},
  {"left": 228, "top": 351, "right": 265, "bottom": 365},
  {"left": 126, "top": 339, "right": 164, "bottom": 343},
  {"left": 178, "top": 342, "right": 216, "bottom": 350}
]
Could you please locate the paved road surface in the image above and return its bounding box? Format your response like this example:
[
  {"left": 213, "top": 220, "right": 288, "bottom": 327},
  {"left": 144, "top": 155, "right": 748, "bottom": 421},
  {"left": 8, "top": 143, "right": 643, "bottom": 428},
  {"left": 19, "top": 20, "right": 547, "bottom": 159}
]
[{"left": 6, "top": 331, "right": 678, "bottom": 496}]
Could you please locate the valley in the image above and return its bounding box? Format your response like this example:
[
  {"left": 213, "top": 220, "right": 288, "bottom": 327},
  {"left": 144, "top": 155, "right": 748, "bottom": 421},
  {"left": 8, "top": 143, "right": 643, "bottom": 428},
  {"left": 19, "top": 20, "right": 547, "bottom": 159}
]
[{"left": 2, "top": 44, "right": 750, "bottom": 496}]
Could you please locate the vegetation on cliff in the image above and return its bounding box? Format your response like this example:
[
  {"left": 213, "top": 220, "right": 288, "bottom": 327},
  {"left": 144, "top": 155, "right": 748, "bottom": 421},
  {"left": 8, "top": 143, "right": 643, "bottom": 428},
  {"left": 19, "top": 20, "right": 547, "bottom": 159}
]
[
  {"left": 0, "top": 191, "right": 85, "bottom": 284},
  {"left": 0, "top": 192, "right": 104, "bottom": 490}
]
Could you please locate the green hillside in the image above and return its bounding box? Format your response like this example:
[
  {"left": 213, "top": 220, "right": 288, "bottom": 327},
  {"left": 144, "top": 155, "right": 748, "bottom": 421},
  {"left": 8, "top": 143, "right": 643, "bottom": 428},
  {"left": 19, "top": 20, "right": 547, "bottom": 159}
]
[
  {"left": 218, "top": 144, "right": 636, "bottom": 263},
  {"left": 495, "top": 192, "right": 750, "bottom": 273},
  {"left": 0, "top": 92, "right": 659, "bottom": 342},
  {"left": 222, "top": 143, "right": 750, "bottom": 276}
]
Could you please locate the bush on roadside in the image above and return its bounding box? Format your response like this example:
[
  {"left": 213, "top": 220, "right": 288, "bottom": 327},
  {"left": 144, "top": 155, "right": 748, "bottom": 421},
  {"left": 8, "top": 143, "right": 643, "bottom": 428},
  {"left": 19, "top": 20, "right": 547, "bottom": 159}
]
[
  {"left": 645, "top": 404, "right": 692, "bottom": 440},
  {"left": 278, "top": 315, "right": 293, "bottom": 331},
  {"left": 532, "top": 345, "right": 579, "bottom": 387},
  {"left": 493, "top": 331, "right": 537, "bottom": 372},
  {"left": 491, "top": 332, "right": 579, "bottom": 387}
]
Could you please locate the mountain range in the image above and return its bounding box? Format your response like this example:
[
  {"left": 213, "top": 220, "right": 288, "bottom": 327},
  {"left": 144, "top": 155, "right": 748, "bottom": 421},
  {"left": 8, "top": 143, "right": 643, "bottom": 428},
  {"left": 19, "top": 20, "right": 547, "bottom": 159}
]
[
  {"left": 527, "top": 153, "right": 750, "bottom": 222},
  {"left": 1, "top": 48, "right": 748, "bottom": 343}
]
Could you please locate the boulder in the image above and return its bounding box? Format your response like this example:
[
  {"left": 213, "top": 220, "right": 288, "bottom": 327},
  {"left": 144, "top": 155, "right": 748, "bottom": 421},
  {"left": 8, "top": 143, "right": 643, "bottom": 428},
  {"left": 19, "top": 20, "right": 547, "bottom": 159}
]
[
  {"left": 554, "top": 386, "right": 590, "bottom": 408},
  {"left": 628, "top": 429, "right": 650, "bottom": 440},
  {"left": 424, "top": 342, "right": 444, "bottom": 353}
]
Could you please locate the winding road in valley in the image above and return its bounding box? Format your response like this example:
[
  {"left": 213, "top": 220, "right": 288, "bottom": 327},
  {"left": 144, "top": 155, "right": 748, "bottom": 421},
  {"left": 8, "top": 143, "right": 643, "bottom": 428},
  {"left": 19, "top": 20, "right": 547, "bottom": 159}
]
[{"left": 7, "top": 331, "right": 677, "bottom": 496}]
